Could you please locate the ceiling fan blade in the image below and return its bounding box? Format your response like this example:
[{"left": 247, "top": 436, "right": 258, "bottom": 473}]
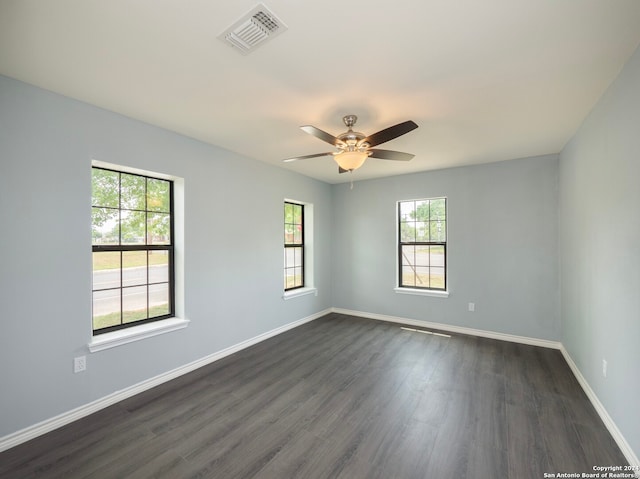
[
  {"left": 361, "top": 120, "right": 418, "bottom": 147},
  {"left": 368, "top": 149, "right": 415, "bottom": 161},
  {"left": 300, "top": 125, "right": 343, "bottom": 146},
  {"left": 282, "top": 152, "right": 334, "bottom": 163}
]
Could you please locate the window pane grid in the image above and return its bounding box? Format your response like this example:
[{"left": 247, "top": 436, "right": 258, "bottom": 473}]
[
  {"left": 398, "top": 198, "right": 446, "bottom": 291},
  {"left": 92, "top": 167, "right": 174, "bottom": 335},
  {"left": 284, "top": 202, "right": 304, "bottom": 290}
]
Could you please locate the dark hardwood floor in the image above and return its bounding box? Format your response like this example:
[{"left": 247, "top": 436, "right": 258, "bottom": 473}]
[{"left": 0, "top": 313, "right": 627, "bottom": 478}]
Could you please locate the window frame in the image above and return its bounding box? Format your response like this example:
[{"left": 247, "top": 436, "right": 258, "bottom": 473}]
[
  {"left": 397, "top": 197, "right": 447, "bottom": 292},
  {"left": 91, "top": 166, "right": 175, "bottom": 335},
  {"left": 284, "top": 201, "right": 305, "bottom": 291}
]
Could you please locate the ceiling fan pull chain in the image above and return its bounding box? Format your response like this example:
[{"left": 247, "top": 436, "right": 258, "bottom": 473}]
[{"left": 350, "top": 171, "right": 354, "bottom": 190}]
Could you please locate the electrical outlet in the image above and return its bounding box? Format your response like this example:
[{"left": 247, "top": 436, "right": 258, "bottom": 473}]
[
  {"left": 74, "top": 356, "right": 87, "bottom": 373},
  {"left": 468, "top": 302, "right": 475, "bottom": 312},
  {"left": 602, "top": 359, "right": 607, "bottom": 378}
]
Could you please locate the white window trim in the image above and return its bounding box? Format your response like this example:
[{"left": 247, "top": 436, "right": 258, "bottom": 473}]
[
  {"left": 90, "top": 159, "right": 187, "bottom": 350},
  {"left": 88, "top": 317, "right": 190, "bottom": 352},
  {"left": 396, "top": 196, "right": 448, "bottom": 297},
  {"left": 283, "top": 286, "right": 318, "bottom": 300},
  {"left": 283, "top": 198, "right": 315, "bottom": 298},
  {"left": 394, "top": 287, "right": 449, "bottom": 298}
]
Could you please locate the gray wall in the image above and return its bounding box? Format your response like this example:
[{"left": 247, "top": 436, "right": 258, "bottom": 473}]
[
  {"left": 0, "top": 75, "right": 333, "bottom": 437},
  {"left": 559, "top": 45, "right": 640, "bottom": 456},
  {"left": 331, "top": 155, "right": 560, "bottom": 341}
]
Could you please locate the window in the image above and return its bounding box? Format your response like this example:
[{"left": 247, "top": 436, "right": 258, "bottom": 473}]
[
  {"left": 284, "top": 201, "right": 304, "bottom": 290},
  {"left": 398, "top": 197, "right": 447, "bottom": 290},
  {"left": 91, "top": 167, "right": 174, "bottom": 334}
]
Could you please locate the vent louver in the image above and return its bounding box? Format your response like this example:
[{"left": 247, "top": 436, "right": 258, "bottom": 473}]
[{"left": 219, "top": 3, "right": 287, "bottom": 55}]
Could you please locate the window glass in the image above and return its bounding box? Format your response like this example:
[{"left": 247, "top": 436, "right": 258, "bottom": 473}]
[
  {"left": 284, "top": 202, "right": 304, "bottom": 290},
  {"left": 91, "top": 167, "right": 174, "bottom": 334},
  {"left": 398, "top": 197, "right": 447, "bottom": 291}
]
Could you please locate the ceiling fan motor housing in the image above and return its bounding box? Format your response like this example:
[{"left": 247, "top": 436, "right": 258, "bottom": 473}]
[{"left": 339, "top": 115, "right": 368, "bottom": 150}]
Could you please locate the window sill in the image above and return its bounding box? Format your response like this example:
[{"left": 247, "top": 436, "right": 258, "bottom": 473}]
[
  {"left": 282, "top": 287, "right": 318, "bottom": 301},
  {"left": 88, "top": 317, "right": 190, "bottom": 352},
  {"left": 394, "top": 287, "right": 449, "bottom": 298}
]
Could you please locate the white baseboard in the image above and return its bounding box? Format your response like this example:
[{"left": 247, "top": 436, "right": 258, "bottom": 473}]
[
  {"left": 331, "top": 307, "right": 562, "bottom": 349},
  {"left": 0, "top": 308, "right": 330, "bottom": 453},
  {"left": 560, "top": 346, "right": 640, "bottom": 471}
]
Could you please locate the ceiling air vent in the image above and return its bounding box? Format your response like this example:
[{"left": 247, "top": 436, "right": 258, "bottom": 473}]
[{"left": 219, "top": 3, "right": 287, "bottom": 55}]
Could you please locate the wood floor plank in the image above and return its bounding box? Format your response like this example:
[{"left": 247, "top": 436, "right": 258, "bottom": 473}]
[
  {"left": 470, "top": 371, "right": 508, "bottom": 452},
  {"left": 467, "top": 440, "right": 508, "bottom": 479},
  {"left": 506, "top": 403, "right": 552, "bottom": 479},
  {"left": 0, "top": 405, "right": 143, "bottom": 479},
  {"left": 73, "top": 428, "right": 187, "bottom": 479},
  {"left": 0, "top": 404, "right": 131, "bottom": 476},
  {"left": 420, "top": 389, "right": 474, "bottom": 479},
  {"left": 0, "top": 313, "right": 628, "bottom": 478},
  {"left": 44, "top": 420, "right": 158, "bottom": 479},
  {"left": 122, "top": 450, "right": 192, "bottom": 479},
  {"left": 536, "top": 390, "right": 592, "bottom": 473},
  {"left": 573, "top": 422, "right": 628, "bottom": 466},
  {"left": 260, "top": 428, "right": 384, "bottom": 479},
  {"left": 375, "top": 416, "right": 440, "bottom": 479}
]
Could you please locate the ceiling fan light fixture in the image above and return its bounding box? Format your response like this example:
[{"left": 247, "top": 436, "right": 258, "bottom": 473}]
[
  {"left": 284, "top": 115, "right": 418, "bottom": 174},
  {"left": 334, "top": 150, "right": 369, "bottom": 171}
]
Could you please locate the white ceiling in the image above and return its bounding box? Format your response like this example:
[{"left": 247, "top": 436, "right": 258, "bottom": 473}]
[{"left": 1, "top": 1, "right": 640, "bottom": 184}]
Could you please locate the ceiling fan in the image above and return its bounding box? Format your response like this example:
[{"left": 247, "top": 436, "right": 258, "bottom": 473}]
[{"left": 283, "top": 115, "right": 419, "bottom": 173}]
